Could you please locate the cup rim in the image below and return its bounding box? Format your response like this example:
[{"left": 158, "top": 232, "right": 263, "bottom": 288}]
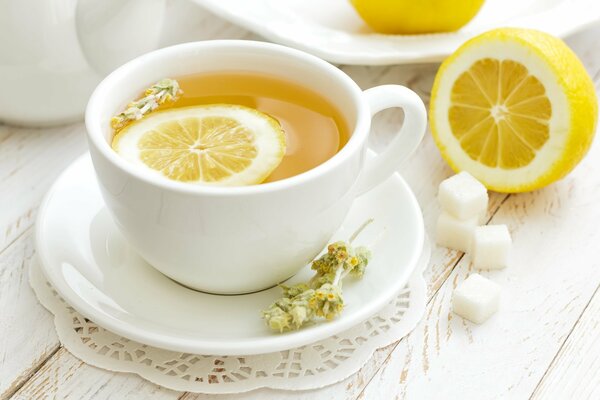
[{"left": 85, "top": 40, "right": 370, "bottom": 196}]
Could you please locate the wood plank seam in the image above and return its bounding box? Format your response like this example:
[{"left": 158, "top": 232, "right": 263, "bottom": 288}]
[
  {"left": 0, "top": 219, "right": 35, "bottom": 259},
  {"left": 353, "top": 193, "right": 512, "bottom": 400},
  {"left": 528, "top": 281, "right": 600, "bottom": 399},
  {"left": 353, "top": 256, "right": 467, "bottom": 400},
  {"left": 4, "top": 345, "right": 61, "bottom": 400},
  {"left": 1, "top": 225, "right": 59, "bottom": 400}
]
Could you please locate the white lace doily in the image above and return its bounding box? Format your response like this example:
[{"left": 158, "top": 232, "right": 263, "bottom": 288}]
[{"left": 29, "top": 237, "right": 429, "bottom": 394}]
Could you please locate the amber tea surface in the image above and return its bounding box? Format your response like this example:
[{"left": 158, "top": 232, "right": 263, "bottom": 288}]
[{"left": 162, "top": 72, "right": 349, "bottom": 183}]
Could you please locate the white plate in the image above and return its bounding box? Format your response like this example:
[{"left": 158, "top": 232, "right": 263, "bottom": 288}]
[
  {"left": 193, "top": 0, "right": 600, "bottom": 65},
  {"left": 36, "top": 154, "right": 424, "bottom": 355}
]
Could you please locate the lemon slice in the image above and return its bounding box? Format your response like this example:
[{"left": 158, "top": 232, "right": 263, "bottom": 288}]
[
  {"left": 112, "top": 105, "right": 286, "bottom": 186},
  {"left": 430, "top": 28, "right": 597, "bottom": 192}
]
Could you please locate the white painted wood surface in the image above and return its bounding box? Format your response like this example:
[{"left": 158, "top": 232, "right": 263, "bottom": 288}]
[
  {"left": 1, "top": 1, "right": 600, "bottom": 399},
  {"left": 531, "top": 284, "right": 600, "bottom": 400}
]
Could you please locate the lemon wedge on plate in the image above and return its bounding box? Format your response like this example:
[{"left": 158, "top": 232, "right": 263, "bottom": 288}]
[
  {"left": 112, "top": 104, "right": 286, "bottom": 186},
  {"left": 430, "top": 28, "right": 597, "bottom": 192}
]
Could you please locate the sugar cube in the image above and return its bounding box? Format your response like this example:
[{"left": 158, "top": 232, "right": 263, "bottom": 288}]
[
  {"left": 436, "top": 211, "right": 478, "bottom": 252},
  {"left": 471, "top": 225, "right": 511, "bottom": 270},
  {"left": 439, "top": 172, "right": 488, "bottom": 221},
  {"left": 453, "top": 273, "right": 500, "bottom": 324}
]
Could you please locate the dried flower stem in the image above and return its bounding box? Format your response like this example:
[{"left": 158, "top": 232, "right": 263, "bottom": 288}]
[
  {"left": 332, "top": 265, "right": 345, "bottom": 286},
  {"left": 111, "top": 78, "right": 182, "bottom": 131},
  {"left": 262, "top": 218, "right": 375, "bottom": 332}
]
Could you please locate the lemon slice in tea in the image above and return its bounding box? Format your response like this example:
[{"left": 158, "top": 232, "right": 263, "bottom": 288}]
[{"left": 112, "top": 105, "right": 287, "bottom": 186}]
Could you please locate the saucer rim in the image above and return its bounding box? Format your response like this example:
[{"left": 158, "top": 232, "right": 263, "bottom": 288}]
[{"left": 35, "top": 153, "right": 424, "bottom": 355}]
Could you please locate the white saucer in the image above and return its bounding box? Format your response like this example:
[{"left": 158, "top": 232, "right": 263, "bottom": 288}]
[
  {"left": 36, "top": 154, "right": 424, "bottom": 355},
  {"left": 192, "top": 0, "right": 600, "bottom": 65}
]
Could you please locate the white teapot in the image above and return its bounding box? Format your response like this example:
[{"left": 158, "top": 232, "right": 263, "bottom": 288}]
[{"left": 0, "top": 0, "right": 165, "bottom": 126}]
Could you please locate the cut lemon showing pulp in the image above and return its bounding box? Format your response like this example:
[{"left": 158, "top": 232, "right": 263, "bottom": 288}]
[
  {"left": 112, "top": 105, "right": 286, "bottom": 186},
  {"left": 430, "top": 28, "right": 597, "bottom": 192}
]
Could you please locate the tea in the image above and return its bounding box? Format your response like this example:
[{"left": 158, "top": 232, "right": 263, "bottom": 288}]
[
  {"left": 113, "top": 72, "right": 349, "bottom": 184},
  {"left": 171, "top": 72, "right": 348, "bottom": 182}
]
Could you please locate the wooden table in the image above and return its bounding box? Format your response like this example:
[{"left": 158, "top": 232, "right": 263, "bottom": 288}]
[{"left": 2, "top": 2, "right": 600, "bottom": 399}]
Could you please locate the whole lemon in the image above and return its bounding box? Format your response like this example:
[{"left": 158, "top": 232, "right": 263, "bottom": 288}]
[{"left": 350, "top": 0, "right": 485, "bottom": 34}]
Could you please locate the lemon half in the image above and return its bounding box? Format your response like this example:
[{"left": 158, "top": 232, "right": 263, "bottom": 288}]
[
  {"left": 430, "top": 28, "right": 597, "bottom": 192},
  {"left": 112, "top": 105, "right": 286, "bottom": 186}
]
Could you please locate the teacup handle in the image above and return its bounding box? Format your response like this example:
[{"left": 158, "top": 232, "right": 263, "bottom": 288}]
[{"left": 354, "top": 85, "right": 427, "bottom": 196}]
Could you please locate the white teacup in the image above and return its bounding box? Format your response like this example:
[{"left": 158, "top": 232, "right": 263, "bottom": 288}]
[{"left": 86, "top": 41, "right": 426, "bottom": 294}]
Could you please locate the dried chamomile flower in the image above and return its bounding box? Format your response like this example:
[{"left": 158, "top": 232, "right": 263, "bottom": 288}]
[
  {"left": 263, "top": 290, "right": 316, "bottom": 332},
  {"left": 310, "top": 271, "right": 337, "bottom": 288},
  {"left": 311, "top": 241, "right": 348, "bottom": 275},
  {"left": 262, "top": 219, "right": 374, "bottom": 332},
  {"left": 348, "top": 246, "right": 371, "bottom": 278},
  {"left": 111, "top": 78, "right": 182, "bottom": 131},
  {"left": 288, "top": 289, "right": 316, "bottom": 328},
  {"left": 262, "top": 302, "right": 292, "bottom": 333},
  {"left": 280, "top": 283, "right": 311, "bottom": 298},
  {"left": 311, "top": 283, "right": 344, "bottom": 320},
  {"left": 312, "top": 242, "right": 370, "bottom": 279}
]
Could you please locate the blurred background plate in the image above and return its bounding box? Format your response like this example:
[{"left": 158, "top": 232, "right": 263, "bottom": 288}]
[{"left": 192, "top": 0, "right": 600, "bottom": 65}]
